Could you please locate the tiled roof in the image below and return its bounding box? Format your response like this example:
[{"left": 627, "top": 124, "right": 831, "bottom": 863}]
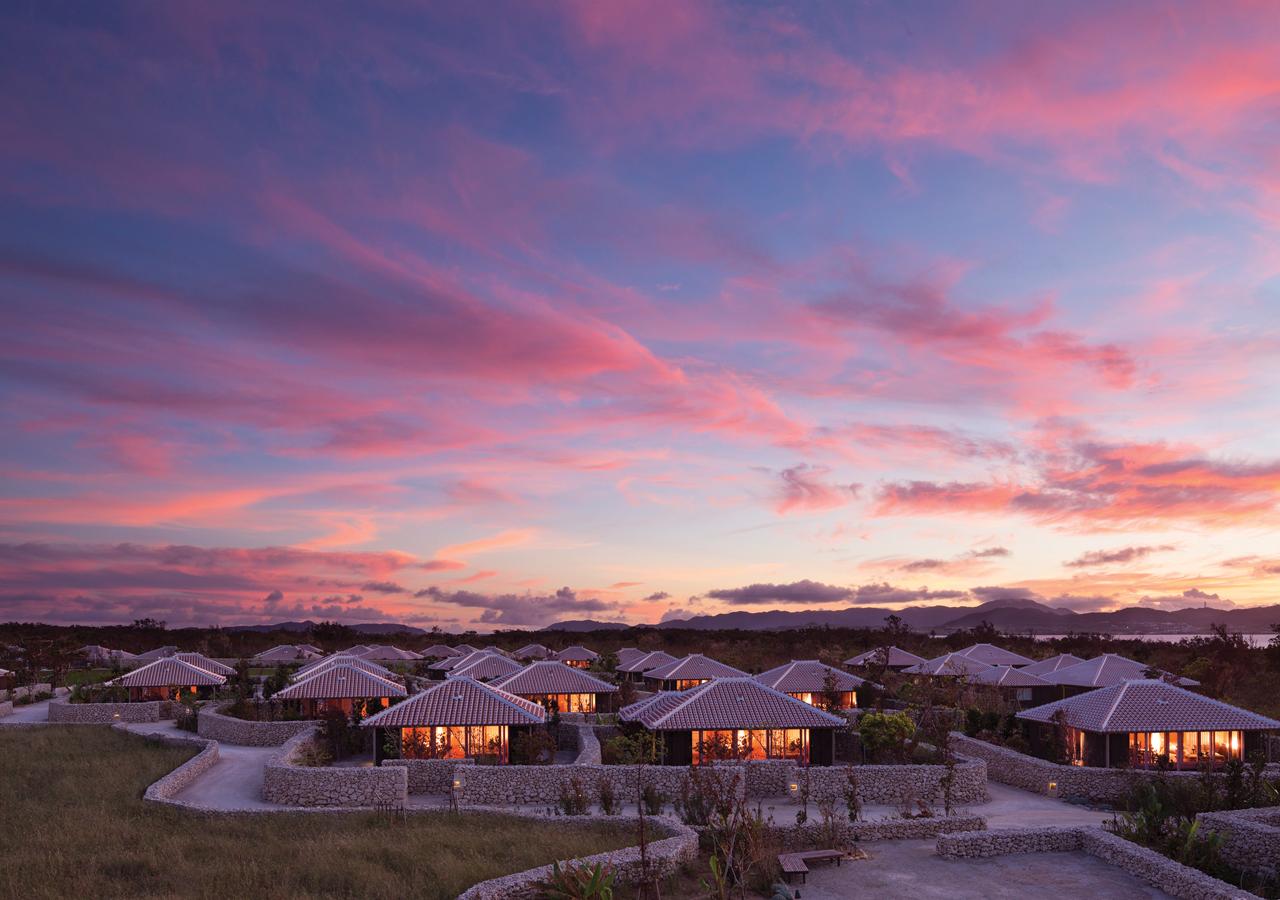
[
  {"left": 643, "top": 654, "right": 747, "bottom": 681},
  {"left": 1021, "top": 654, "right": 1086, "bottom": 677},
  {"left": 903, "top": 653, "right": 994, "bottom": 677},
  {"left": 80, "top": 645, "right": 137, "bottom": 663},
  {"left": 420, "top": 644, "right": 462, "bottom": 659},
  {"left": 453, "top": 644, "right": 480, "bottom": 655},
  {"left": 448, "top": 651, "right": 524, "bottom": 681},
  {"left": 275, "top": 664, "right": 407, "bottom": 700},
  {"left": 253, "top": 645, "right": 321, "bottom": 663},
  {"left": 428, "top": 655, "right": 464, "bottom": 671},
  {"left": 843, "top": 646, "right": 927, "bottom": 668},
  {"left": 1018, "top": 680, "right": 1280, "bottom": 733},
  {"left": 970, "top": 665, "right": 1052, "bottom": 688},
  {"left": 295, "top": 655, "right": 394, "bottom": 680},
  {"left": 491, "top": 661, "right": 618, "bottom": 696},
  {"left": 619, "top": 678, "right": 846, "bottom": 730},
  {"left": 173, "top": 652, "right": 235, "bottom": 676},
  {"left": 362, "top": 676, "right": 545, "bottom": 728},
  {"left": 343, "top": 645, "right": 373, "bottom": 655},
  {"left": 754, "top": 660, "right": 869, "bottom": 693},
  {"left": 1041, "top": 654, "right": 1199, "bottom": 688},
  {"left": 618, "top": 650, "right": 678, "bottom": 674},
  {"left": 0, "top": 668, "right": 11, "bottom": 677},
  {"left": 297, "top": 644, "right": 322, "bottom": 654},
  {"left": 357, "top": 645, "right": 424, "bottom": 661},
  {"left": 109, "top": 657, "right": 226, "bottom": 688},
  {"left": 554, "top": 645, "right": 599, "bottom": 662},
  {"left": 134, "top": 646, "right": 179, "bottom": 661},
  {"left": 513, "top": 643, "right": 554, "bottom": 660},
  {"left": 616, "top": 648, "right": 647, "bottom": 667},
  {"left": 954, "top": 643, "right": 1035, "bottom": 667}
]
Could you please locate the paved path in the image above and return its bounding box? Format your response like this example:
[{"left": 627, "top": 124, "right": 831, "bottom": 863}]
[
  {"left": 0, "top": 698, "right": 54, "bottom": 723},
  {"left": 122, "top": 720, "right": 280, "bottom": 810},
  {"left": 798, "top": 838, "right": 1172, "bottom": 900}
]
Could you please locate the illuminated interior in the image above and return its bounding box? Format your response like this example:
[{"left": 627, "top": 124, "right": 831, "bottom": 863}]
[
  {"left": 400, "top": 725, "right": 510, "bottom": 762},
  {"left": 523, "top": 692, "right": 597, "bottom": 713},
  {"left": 787, "top": 691, "right": 855, "bottom": 709},
  {"left": 690, "top": 728, "right": 811, "bottom": 765},
  {"left": 1128, "top": 730, "right": 1243, "bottom": 769}
]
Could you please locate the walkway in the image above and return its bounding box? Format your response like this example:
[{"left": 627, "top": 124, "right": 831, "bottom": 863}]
[
  {"left": 122, "top": 720, "right": 281, "bottom": 810},
  {"left": 0, "top": 697, "right": 54, "bottom": 723},
  {"left": 797, "top": 838, "right": 1171, "bottom": 900}
]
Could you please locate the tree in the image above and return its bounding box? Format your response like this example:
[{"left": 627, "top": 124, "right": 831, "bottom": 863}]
[
  {"left": 1268, "top": 624, "right": 1280, "bottom": 672},
  {"left": 131, "top": 618, "right": 166, "bottom": 630},
  {"left": 858, "top": 711, "right": 915, "bottom": 763},
  {"left": 820, "top": 670, "right": 845, "bottom": 712}
]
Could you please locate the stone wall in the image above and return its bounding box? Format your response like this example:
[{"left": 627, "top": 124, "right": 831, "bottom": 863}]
[
  {"left": 574, "top": 723, "right": 602, "bottom": 765},
  {"left": 0, "top": 701, "right": 12, "bottom": 718},
  {"left": 262, "top": 728, "right": 407, "bottom": 807},
  {"left": 456, "top": 813, "right": 698, "bottom": 900},
  {"left": 763, "top": 813, "right": 986, "bottom": 849},
  {"left": 952, "top": 733, "right": 1279, "bottom": 806},
  {"left": 448, "top": 756, "right": 986, "bottom": 807},
  {"left": 382, "top": 758, "right": 475, "bottom": 794},
  {"left": 1197, "top": 807, "right": 1280, "bottom": 881},
  {"left": 110, "top": 725, "right": 222, "bottom": 809},
  {"left": 3, "top": 683, "right": 52, "bottom": 701},
  {"left": 936, "top": 827, "right": 1252, "bottom": 900},
  {"left": 198, "top": 702, "right": 320, "bottom": 746},
  {"left": 48, "top": 698, "right": 162, "bottom": 723}
]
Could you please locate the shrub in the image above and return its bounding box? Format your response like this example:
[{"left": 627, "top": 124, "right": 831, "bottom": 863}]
[
  {"left": 557, "top": 776, "right": 591, "bottom": 816},
  {"left": 858, "top": 711, "right": 915, "bottom": 763},
  {"left": 539, "top": 860, "right": 615, "bottom": 900},
  {"left": 641, "top": 784, "right": 665, "bottom": 816},
  {"left": 598, "top": 776, "right": 618, "bottom": 815}
]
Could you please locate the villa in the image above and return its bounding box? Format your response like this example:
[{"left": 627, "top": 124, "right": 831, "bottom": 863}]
[
  {"left": 448, "top": 650, "right": 523, "bottom": 682},
  {"left": 1040, "top": 654, "right": 1199, "bottom": 695},
  {"left": 1020, "top": 653, "right": 1086, "bottom": 677},
  {"left": 844, "top": 646, "right": 927, "bottom": 671},
  {"left": 0, "top": 668, "right": 12, "bottom": 690},
  {"left": 105, "top": 657, "right": 226, "bottom": 701},
  {"left": 642, "top": 653, "right": 747, "bottom": 691},
  {"left": 953, "top": 643, "right": 1035, "bottom": 667},
  {"left": 79, "top": 645, "right": 137, "bottom": 666},
  {"left": 904, "top": 652, "right": 994, "bottom": 678},
  {"left": 616, "top": 650, "right": 677, "bottom": 681},
  {"left": 616, "top": 647, "right": 647, "bottom": 668},
  {"left": 273, "top": 662, "right": 407, "bottom": 717},
  {"left": 753, "top": 660, "right": 870, "bottom": 709},
  {"left": 357, "top": 645, "right": 424, "bottom": 663},
  {"left": 295, "top": 654, "right": 395, "bottom": 680},
  {"left": 364, "top": 676, "right": 546, "bottom": 764},
  {"left": 426, "top": 654, "right": 465, "bottom": 676},
  {"left": 619, "top": 677, "right": 845, "bottom": 766},
  {"left": 420, "top": 644, "right": 461, "bottom": 660},
  {"left": 553, "top": 646, "right": 599, "bottom": 669},
  {"left": 172, "top": 652, "right": 235, "bottom": 676},
  {"left": 252, "top": 645, "right": 321, "bottom": 665},
  {"left": 512, "top": 643, "right": 554, "bottom": 661},
  {"left": 1017, "top": 679, "right": 1280, "bottom": 770},
  {"left": 452, "top": 643, "right": 480, "bottom": 655},
  {"left": 491, "top": 660, "right": 618, "bottom": 713},
  {"left": 133, "top": 646, "right": 179, "bottom": 662},
  {"left": 969, "top": 664, "right": 1056, "bottom": 707}
]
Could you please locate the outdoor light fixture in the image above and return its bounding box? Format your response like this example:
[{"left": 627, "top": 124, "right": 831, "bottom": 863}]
[
  {"left": 1047, "top": 780, "right": 1057, "bottom": 796},
  {"left": 788, "top": 780, "right": 800, "bottom": 797}
]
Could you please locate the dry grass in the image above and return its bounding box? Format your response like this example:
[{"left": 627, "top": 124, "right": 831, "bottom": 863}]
[{"left": 0, "top": 727, "right": 639, "bottom": 900}]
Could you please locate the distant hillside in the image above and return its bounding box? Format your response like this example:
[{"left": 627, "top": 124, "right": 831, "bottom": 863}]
[
  {"left": 538, "top": 619, "right": 630, "bottom": 632},
  {"left": 614, "top": 599, "right": 1280, "bottom": 635}
]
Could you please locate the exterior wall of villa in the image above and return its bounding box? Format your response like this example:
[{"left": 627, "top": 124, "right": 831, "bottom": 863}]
[
  {"left": 48, "top": 698, "right": 163, "bottom": 723},
  {"left": 1197, "top": 807, "right": 1280, "bottom": 881},
  {"left": 197, "top": 702, "right": 320, "bottom": 746},
  {"left": 262, "top": 728, "right": 407, "bottom": 807},
  {"left": 952, "top": 733, "right": 1279, "bottom": 806},
  {"left": 456, "top": 813, "right": 698, "bottom": 900},
  {"left": 381, "top": 758, "right": 475, "bottom": 794},
  {"left": 936, "top": 827, "right": 1252, "bottom": 900}
]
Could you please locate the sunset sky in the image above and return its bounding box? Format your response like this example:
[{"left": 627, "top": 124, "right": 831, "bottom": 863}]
[{"left": 3, "top": 2, "right": 1280, "bottom": 629}]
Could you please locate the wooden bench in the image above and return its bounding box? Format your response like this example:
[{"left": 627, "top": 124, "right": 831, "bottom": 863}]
[{"left": 778, "top": 849, "right": 845, "bottom": 884}]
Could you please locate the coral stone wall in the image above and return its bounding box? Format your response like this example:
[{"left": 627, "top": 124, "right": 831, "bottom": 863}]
[
  {"left": 952, "top": 733, "right": 1279, "bottom": 806},
  {"left": 382, "top": 758, "right": 476, "bottom": 794},
  {"left": 936, "top": 827, "right": 1253, "bottom": 900},
  {"left": 262, "top": 729, "right": 407, "bottom": 807},
  {"left": 764, "top": 814, "right": 986, "bottom": 849},
  {"left": 109, "top": 724, "right": 222, "bottom": 808},
  {"left": 1197, "top": 807, "right": 1280, "bottom": 881},
  {"left": 456, "top": 813, "right": 698, "bottom": 900},
  {"left": 574, "top": 723, "right": 602, "bottom": 765},
  {"left": 0, "top": 701, "right": 12, "bottom": 718},
  {"left": 48, "top": 698, "right": 162, "bottom": 723},
  {"left": 198, "top": 703, "right": 320, "bottom": 746},
  {"left": 804, "top": 758, "right": 988, "bottom": 805}
]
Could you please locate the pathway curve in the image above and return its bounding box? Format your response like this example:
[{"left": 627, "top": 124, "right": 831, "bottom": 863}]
[
  {"left": 0, "top": 697, "right": 55, "bottom": 723},
  {"left": 122, "top": 720, "right": 281, "bottom": 810}
]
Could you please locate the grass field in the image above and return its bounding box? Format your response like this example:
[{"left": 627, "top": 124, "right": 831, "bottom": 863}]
[{"left": 0, "top": 727, "right": 640, "bottom": 899}]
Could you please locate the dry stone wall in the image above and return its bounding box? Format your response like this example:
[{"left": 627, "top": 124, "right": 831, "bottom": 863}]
[
  {"left": 1197, "top": 807, "right": 1280, "bottom": 881},
  {"left": 262, "top": 728, "right": 407, "bottom": 807},
  {"left": 0, "top": 701, "right": 12, "bottom": 718},
  {"left": 382, "top": 758, "right": 475, "bottom": 794},
  {"left": 456, "top": 812, "right": 697, "bottom": 900},
  {"left": 761, "top": 813, "right": 985, "bottom": 849},
  {"left": 936, "top": 827, "right": 1252, "bottom": 900},
  {"left": 952, "top": 733, "right": 1279, "bottom": 806},
  {"left": 48, "top": 698, "right": 162, "bottom": 723},
  {"left": 110, "top": 724, "right": 222, "bottom": 809},
  {"left": 198, "top": 702, "right": 320, "bottom": 746},
  {"left": 574, "top": 723, "right": 601, "bottom": 764}
]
